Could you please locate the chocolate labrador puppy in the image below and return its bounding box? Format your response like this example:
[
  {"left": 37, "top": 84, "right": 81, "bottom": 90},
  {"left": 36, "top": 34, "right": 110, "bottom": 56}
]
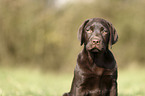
[{"left": 63, "top": 18, "right": 118, "bottom": 96}]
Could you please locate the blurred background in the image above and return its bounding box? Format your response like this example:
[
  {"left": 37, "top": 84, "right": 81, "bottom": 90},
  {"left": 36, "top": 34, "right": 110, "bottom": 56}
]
[
  {"left": 0, "top": 0, "right": 145, "bottom": 95},
  {"left": 0, "top": 0, "right": 145, "bottom": 71}
]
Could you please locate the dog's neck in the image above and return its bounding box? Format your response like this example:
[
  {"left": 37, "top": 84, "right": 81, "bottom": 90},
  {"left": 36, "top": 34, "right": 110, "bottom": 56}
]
[{"left": 82, "top": 48, "right": 115, "bottom": 69}]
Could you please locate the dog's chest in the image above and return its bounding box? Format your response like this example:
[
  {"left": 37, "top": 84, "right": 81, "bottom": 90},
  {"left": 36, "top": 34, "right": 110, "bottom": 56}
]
[
  {"left": 81, "top": 66, "right": 114, "bottom": 92},
  {"left": 91, "top": 63, "right": 115, "bottom": 75},
  {"left": 92, "top": 65, "right": 104, "bottom": 75}
]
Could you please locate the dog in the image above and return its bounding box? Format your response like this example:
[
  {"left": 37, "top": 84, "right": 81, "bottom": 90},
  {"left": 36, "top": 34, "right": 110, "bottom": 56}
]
[{"left": 63, "top": 18, "right": 118, "bottom": 96}]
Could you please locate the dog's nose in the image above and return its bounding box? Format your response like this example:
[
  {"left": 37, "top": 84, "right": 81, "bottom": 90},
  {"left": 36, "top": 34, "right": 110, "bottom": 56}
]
[{"left": 92, "top": 39, "right": 100, "bottom": 45}]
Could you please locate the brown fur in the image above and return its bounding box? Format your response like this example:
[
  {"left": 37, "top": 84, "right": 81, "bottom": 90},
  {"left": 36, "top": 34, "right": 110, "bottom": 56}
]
[{"left": 63, "top": 18, "right": 118, "bottom": 96}]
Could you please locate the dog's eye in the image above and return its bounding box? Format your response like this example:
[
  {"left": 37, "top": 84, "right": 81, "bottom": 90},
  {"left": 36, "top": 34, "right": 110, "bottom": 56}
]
[
  {"left": 101, "top": 30, "right": 108, "bottom": 35},
  {"left": 86, "top": 29, "right": 92, "bottom": 33}
]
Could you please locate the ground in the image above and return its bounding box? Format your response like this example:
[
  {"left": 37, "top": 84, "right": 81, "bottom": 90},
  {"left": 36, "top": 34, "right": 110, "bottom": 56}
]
[{"left": 0, "top": 67, "right": 145, "bottom": 96}]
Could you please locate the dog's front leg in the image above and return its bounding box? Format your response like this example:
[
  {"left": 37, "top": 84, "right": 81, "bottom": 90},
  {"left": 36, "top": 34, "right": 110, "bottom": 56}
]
[{"left": 63, "top": 76, "right": 76, "bottom": 96}]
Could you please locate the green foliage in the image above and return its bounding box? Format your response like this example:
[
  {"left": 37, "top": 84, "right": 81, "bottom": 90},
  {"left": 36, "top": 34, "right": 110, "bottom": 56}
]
[
  {"left": 0, "top": 0, "right": 145, "bottom": 71},
  {"left": 0, "top": 68, "right": 145, "bottom": 96}
]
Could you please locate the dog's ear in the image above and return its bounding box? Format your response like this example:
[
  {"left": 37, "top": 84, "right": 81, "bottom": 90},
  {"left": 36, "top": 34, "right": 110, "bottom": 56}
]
[
  {"left": 78, "top": 19, "right": 89, "bottom": 46},
  {"left": 107, "top": 22, "right": 118, "bottom": 48}
]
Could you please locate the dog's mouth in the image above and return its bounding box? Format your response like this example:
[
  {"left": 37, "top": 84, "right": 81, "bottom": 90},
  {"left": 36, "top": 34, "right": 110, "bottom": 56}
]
[
  {"left": 86, "top": 41, "right": 105, "bottom": 52},
  {"left": 87, "top": 44, "right": 104, "bottom": 52},
  {"left": 90, "top": 48, "right": 100, "bottom": 52}
]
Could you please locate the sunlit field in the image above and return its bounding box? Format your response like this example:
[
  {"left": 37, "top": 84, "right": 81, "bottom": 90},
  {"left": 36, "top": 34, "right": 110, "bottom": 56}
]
[{"left": 0, "top": 67, "right": 145, "bottom": 96}]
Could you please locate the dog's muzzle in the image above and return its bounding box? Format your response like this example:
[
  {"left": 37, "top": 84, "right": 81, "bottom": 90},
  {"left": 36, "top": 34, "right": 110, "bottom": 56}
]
[
  {"left": 92, "top": 38, "right": 101, "bottom": 45},
  {"left": 86, "top": 36, "right": 104, "bottom": 52}
]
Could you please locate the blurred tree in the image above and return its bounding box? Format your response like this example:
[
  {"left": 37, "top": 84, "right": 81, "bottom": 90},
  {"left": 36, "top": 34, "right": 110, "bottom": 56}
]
[{"left": 0, "top": 0, "right": 145, "bottom": 71}]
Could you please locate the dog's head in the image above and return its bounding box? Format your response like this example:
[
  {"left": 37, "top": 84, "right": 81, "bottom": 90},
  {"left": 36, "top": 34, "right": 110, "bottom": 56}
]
[{"left": 78, "top": 18, "right": 118, "bottom": 52}]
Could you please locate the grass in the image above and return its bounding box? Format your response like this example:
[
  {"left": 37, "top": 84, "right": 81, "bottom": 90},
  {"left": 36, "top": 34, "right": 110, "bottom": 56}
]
[
  {"left": 0, "top": 67, "right": 145, "bottom": 96},
  {"left": 118, "top": 68, "right": 145, "bottom": 96}
]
